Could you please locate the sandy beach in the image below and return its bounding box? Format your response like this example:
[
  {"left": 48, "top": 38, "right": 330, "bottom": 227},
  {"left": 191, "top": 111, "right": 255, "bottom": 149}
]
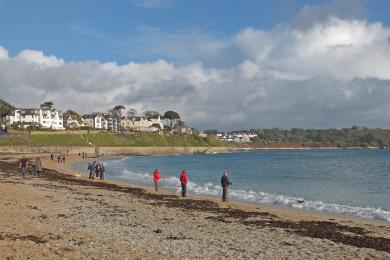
[{"left": 0, "top": 153, "right": 389, "bottom": 259}]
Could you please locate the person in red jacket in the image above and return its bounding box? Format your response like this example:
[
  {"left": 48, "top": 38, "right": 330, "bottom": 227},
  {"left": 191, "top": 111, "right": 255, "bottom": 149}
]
[
  {"left": 153, "top": 169, "right": 160, "bottom": 192},
  {"left": 180, "top": 170, "right": 188, "bottom": 197}
]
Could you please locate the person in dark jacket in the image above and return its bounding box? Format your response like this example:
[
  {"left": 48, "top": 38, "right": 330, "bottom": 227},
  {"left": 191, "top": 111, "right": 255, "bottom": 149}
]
[
  {"left": 100, "top": 164, "right": 105, "bottom": 180},
  {"left": 180, "top": 170, "right": 188, "bottom": 197},
  {"left": 88, "top": 163, "right": 94, "bottom": 180},
  {"left": 221, "top": 171, "right": 232, "bottom": 202},
  {"left": 19, "top": 156, "right": 28, "bottom": 176}
]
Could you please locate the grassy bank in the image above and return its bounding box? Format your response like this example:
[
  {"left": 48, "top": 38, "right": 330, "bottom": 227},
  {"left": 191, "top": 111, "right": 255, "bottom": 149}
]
[{"left": 0, "top": 132, "right": 225, "bottom": 147}]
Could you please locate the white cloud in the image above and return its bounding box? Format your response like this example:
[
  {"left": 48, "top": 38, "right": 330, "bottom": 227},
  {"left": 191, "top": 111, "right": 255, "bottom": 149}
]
[
  {"left": 17, "top": 50, "right": 64, "bottom": 69},
  {"left": 0, "top": 46, "right": 8, "bottom": 60},
  {"left": 1, "top": 17, "right": 390, "bottom": 130}
]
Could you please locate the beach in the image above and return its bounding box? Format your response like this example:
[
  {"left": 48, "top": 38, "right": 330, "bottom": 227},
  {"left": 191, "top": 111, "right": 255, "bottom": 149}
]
[{"left": 0, "top": 154, "right": 389, "bottom": 259}]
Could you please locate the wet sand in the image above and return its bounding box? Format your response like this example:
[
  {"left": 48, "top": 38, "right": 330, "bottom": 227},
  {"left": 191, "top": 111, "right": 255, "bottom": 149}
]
[{"left": 0, "top": 154, "right": 389, "bottom": 259}]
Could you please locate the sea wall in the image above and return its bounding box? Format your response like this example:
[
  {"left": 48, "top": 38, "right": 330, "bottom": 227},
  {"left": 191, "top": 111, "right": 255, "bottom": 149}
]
[
  {"left": 0, "top": 146, "right": 233, "bottom": 155},
  {"left": 0, "top": 146, "right": 95, "bottom": 154},
  {"left": 29, "top": 130, "right": 103, "bottom": 136},
  {"left": 97, "top": 146, "right": 233, "bottom": 155}
]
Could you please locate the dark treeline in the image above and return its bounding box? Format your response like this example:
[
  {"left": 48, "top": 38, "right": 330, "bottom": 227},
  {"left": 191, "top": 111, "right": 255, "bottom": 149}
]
[{"left": 236, "top": 127, "right": 390, "bottom": 147}]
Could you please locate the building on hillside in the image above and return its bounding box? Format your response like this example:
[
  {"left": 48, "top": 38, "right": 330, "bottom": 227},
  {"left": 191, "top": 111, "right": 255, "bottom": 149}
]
[
  {"left": 102, "top": 113, "right": 120, "bottom": 131},
  {"left": 217, "top": 132, "right": 257, "bottom": 143},
  {"left": 198, "top": 131, "right": 208, "bottom": 138},
  {"left": 82, "top": 113, "right": 104, "bottom": 129},
  {"left": 0, "top": 113, "right": 8, "bottom": 128},
  {"left": 7, "top": 108, "right": 64, "bottom": 130},
  {"left": 180, "top": 127, "right": 193, "bottom": 135},
  {"left": 121, "top": 115, "right": 163, "bottom": 132},
  {"left": 63, "top": 114, "right": 83, "bottom": 128},
  {"left": 81, "top": 113, "right": 120, "bottom": 131}
]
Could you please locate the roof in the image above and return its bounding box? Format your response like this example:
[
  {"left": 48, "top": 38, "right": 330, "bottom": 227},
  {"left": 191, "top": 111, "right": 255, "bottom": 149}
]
[{"left": 82, "top": 113, "right": 103, "bottom": 119}]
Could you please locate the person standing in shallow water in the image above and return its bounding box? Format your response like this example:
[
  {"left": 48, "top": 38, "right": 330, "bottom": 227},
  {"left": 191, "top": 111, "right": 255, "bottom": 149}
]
[
  {"left": 221, "top": 171, "right": 232, "bottom": 202},
  {"left": 153, "top": 169, "right": 160, "bottom": 192},
  {"left": 180, "top": 170, "right": 188, "bottom": 197}
]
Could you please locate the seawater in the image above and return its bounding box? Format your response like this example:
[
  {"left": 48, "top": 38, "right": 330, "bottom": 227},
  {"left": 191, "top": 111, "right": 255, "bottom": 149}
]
[{"left": 79, "top": 149, "right": 390, "bottom": 221}]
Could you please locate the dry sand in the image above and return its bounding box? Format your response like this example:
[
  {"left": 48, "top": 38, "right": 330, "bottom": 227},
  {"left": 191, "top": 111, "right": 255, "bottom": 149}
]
[{"left": 0, "top": 153, "right": 389, "bottom": 259}]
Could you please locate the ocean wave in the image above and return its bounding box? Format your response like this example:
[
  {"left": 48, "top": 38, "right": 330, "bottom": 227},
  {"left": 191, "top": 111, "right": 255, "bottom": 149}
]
[{"left": 116, "top": 169, "right": 390, "bottom": 221}]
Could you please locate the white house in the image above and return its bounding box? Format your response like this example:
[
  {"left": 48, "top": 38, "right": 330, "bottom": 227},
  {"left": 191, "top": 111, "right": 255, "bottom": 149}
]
[
  {"left": 121, "top": 115, "right": 163, "bottom": 132},
  {"left": 63, "top": 114, "right": 83, "bottom": 128},
  {"left": 102, "top": 113, "right": 119, "bottom": 131},
  {"left": 39, "top": 109, "right": 64, "bottom": 129},
  {"left": 8, "top": 108, "right": 64, "bottom": 130}
]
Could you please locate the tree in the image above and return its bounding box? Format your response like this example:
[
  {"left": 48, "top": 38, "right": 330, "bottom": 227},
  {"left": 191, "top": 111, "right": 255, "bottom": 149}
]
[
  {"left": 40, "top": 101, "right": 54, "bottom": 110},
  {"left": 127, "top": 108, "right": 137, "bottom": 117},
  {"left": 110, "top": 105, "right": 126, "bottom": 118},
  {"left": 163, "top": 110, "right": 180, "bottom": 129},
  {"left": 65, "top": 109, "right": 80, "bottom": 117},
  {"left": 144, "top": 110, "right": 160, "bottom": 118},
  {"left": 114, "top": 105, "right": 125, "bottom": 111}
]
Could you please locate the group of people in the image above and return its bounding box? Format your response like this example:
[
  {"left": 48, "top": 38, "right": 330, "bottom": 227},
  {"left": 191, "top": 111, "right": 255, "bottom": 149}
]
[
  {"left": 50, "top": 153, "right": 66, "bottom": 163},
  {"left": 87, "top": 161, "right": 105, "bottom": 180},
  {"left": 152, "top": 169, "right": 188, "bottom": 197},
  {"left": 153, "top": 169, "right": 233, "bottom": 202},
  {"left": 78, "top": 152, "right": 87, "bottom": 159},
  {"left": 18, "top": 156, "right": 43, "bottom": 177}
]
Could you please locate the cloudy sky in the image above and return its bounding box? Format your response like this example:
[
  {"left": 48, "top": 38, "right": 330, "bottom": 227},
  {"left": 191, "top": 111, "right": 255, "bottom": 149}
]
[{"left": 1, "top": 0, "right": 390, "bottom": 130}]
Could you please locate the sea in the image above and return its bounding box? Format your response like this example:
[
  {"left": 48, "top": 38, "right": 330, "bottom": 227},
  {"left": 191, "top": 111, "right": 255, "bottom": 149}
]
[{"left": 77, "top": 149, "right": 390, "bottom": 221}]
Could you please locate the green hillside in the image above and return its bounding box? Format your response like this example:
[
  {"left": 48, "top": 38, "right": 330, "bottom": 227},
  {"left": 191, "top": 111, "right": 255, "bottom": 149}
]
[{"left": 0, "top": 132, "right": 224, "bottom": 147}]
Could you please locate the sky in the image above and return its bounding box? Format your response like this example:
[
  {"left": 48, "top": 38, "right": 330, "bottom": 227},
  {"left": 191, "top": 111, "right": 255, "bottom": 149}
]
[{"left": 1, "top": 0, "right": 390, "bottom": 130}]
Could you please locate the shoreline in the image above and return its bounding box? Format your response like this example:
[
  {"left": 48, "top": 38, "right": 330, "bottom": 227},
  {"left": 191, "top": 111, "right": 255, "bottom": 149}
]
[
  {"left": 68, "top": 155, "right": 390, "bottom": 225},
  {"left": 69, "top": 154, "right": 390, "bottom": 224},
  {"left": 5, "top": 151, "right": 390, "bottom": 224},
  {"left": 0, "top": 154, "right": 389, "bottom": 258}
]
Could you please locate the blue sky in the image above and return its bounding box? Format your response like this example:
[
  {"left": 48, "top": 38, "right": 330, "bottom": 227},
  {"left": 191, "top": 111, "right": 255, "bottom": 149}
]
[
  {"left": 1, "top": 0, "right": 389, "bottom": 64},
  {"left": 1, "top": 0, "right": 390, "bottom": 130}
]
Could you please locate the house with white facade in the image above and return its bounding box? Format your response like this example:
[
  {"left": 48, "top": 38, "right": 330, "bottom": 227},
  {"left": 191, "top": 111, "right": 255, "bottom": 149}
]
[
  {"left": 8, "top": 108, "right": 64, "bottom": 130},
  {"left": 217, "top": 132, "right": 257, "bottom": 143},
  {"left": 121, "top": 115, "right": 163, "bottom": 132},
  {"left": 82, "top": 113, "right": 104, "bottom": 129},
  {"left": 63, "top": 114, "right": 83, "bottom": 128},
  {"left": 102, "top": 113, "right": 120, "bottom": 131}
]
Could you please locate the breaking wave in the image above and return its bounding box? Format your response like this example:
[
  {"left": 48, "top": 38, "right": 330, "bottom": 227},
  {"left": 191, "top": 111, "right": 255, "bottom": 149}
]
[{"left": 117, "top": 170, "right": 390, "bottom": 222}]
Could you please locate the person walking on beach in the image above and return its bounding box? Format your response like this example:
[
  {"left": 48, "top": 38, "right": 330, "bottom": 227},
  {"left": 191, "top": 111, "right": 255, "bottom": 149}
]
[
  {"left": 221, "top": 171, "right": 232, "bottom": 202},
  {"left": 88, "top": 162, "right": 94, "bottom": 180},
  {"left": 180, "top": 170, "right": 188, "bottom": 197},
  {"left": 36, "top": 157, "right": 42, "bottom": 175},
  {"left": 19, "top": 156, "right": 28, "bottom": 176},
  {"left": 153, "top": 169, "right": 161, "bottom": 192},
  {"left": 100, "top": 164, "right": 105, "bottom": 180}
]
